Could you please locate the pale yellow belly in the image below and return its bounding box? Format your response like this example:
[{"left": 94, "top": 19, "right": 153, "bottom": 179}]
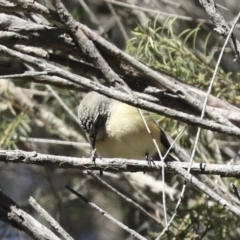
[
  {"left": 95, "top": 102, "right": 166, "bottom": 160},
  {"left": 96, "top": 131, "right": 163, "bottom": 159}
]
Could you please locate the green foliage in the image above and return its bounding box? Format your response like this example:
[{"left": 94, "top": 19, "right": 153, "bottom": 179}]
[
  {"left": 126, "top": 18, "right": 240, "bottom": 105},
  {"left": 0, "top": 110, "right": 30, "bottom": 149}
]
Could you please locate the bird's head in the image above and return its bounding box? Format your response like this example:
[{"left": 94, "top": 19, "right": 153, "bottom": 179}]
[{"left": 78, "top": 91, "right": 111, "bottom": 147}]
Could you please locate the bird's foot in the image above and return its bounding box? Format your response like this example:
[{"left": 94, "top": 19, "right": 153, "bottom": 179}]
[
  {"left": 91, "top": 149, "right": 103, "bottom": 175},
  {"left": 91, "top": 148, "right": 97, "bottom": 163},
  {"left": 145, "top": 154, "right": 153, "bottom": 166}
]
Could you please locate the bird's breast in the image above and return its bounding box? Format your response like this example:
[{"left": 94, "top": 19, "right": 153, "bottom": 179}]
[{"left": 95, "top": 102, "right": 165, "bottom": 160}]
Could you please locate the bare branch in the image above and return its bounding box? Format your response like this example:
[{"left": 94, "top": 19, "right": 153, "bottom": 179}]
[
  {"left": 0, "top": 79, "right": 90, "bottom": 154},
  {"left": 89, "top": 172, "right": 163, "bottom": 225},
  {"left": 29, "top": 197, "right": 74, "bottom": 240},
  {"left": 1, "top": 46, "right": 240, "bottom": 138},
  {"left": 4, "top": 72, "right": 240, "bottom": 124},
  {"left": 7, "top": 0, "right": 59, "bottom": 21},
  {"left": 75, "top": 15, "right": 236, "bottom": 127},
  {"left": 50, "top": 0, "right": 127, "bottom": 88},
  {"left": 0, "top": 189, "right": 61, "bottom": 240},
  {"left": 199, "top": 0, "right": 240, "bottom": 56},
  {"left": 0, "top": 11, "right": 239, "bottom": 121},
  {"left": 1, "top": 149, "right": 240, "bottom": 177},
  {"left": 65, "top": 185, "right": 148, "bottom": 240}
]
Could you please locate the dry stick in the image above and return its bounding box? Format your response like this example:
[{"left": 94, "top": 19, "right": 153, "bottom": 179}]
[
  {"left": 3, "top": 72, "right": 240, "bottom": 124},
  {"left": 75, "top": 19, "right": 236, "bottom": 128},
  {"left": 230, "top": 183, "right": 240, "bottom": 202},
  {"left": 49, "top": 0, "right": 126, "bottom": 88},
  {"left": 2, "top": 72, "right": 86, "bottom": 92},
  {"left": 7, "top": 0, "right": 232, "bottom": 129},
  {"left": 65, "top": 185, "right": 147, "bottom": 240},
  {"left": 1, "top": 149, "right": 240, "bottom": 217},
  {"left": 0, "top": 190, "right": 61, "bottom": 240},
  {"left": 29, "top": 197, "right": 74, "bottom": 240},
  {"left": 8, "top": 0, "right": 49, "bottom": 14},
  {"left": 103, "top": 0, "right": 211, "bottom": 24},
  {"left": 89, "top": 172, "right": 163, "bottom": 225},
  {"left": 8, "top": 0, "right": 60, "bottom": 21},
  {"left": 1, "top": 72, "right": 160, "bottom": 103},
  {"left": 3, "top": 71, "right": 240, "bottom": 124},
  {"left": 1, "top": 5, "right": 239, "bottom": 122},
  {"left": 157, "top": 11, "right": 240, "bottom": 239},
  {"left": 77, "top": 0, "right": 102, "bottom": 29},
  {"left": 2, "top": 71, "right": 164, "bottom": 106},
  {"left": 106, "top": 1, "right": 129, "bottom": 41},
  {"left": 135, "top": 109, "right": 167, "bottom": 225},
  {"left": 3, "top": 149, "right": 240, "bottom": 177},
  {"left": 9, "top": 206, "right": 61, "bottom": 240},
  {"left": 156, "top": 125, "right": 186, "bottom": 226},
  {"left": 0, "top": 79, "right": 88, "bottom": 152},
  {"left": 198, "top": 0, "right": 240, "bottom": 56},
  {"left": 1, "top": 45, "right": 240, "bottom": 138},
  {"left": 14, "top": 136, "right": 90, "bottom": 147},
  {"left": 122, "top": 173, "right": 168, "bottom": 214},
  {"left": 46, "top": 85, "right": 80, "bottom": 126},
  {"left": 0, "top": 145, "right": 239, "bottom": 212}
]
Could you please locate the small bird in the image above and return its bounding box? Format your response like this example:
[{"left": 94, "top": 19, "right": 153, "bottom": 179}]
[{"left": 78, "top": 91, "right": 175, "bottom": 161}]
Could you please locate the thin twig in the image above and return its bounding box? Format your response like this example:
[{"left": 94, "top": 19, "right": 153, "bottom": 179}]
[
  {"left": 1, "top": 45, "right": 240, "bottom": 137},
  {"left": 230, "top": 183, "right": 240, "bottom": 202},
  {"left": 29, "top": 197, "right": 73, "bottom": 240},
  {"left": 160, "top": 125, "right": 187, "bottom": 227},
  {"left": 89, "top": 171, "right": 163, "bottom": 225},
  {"left": 0, "top": 189, "right": 61, "bottom": 240},
  {"left": 106, "top": 1, "right": 129, "bottom": 41},
  {"left": 103, "top": 0, "right": 211, "bottom": 24},
  {"left": 77, "top": 0, "right": 102, "bottom": 28},
  {"left": 50, "top": 0, "right": 127, "bottom": 88},
  {"left": 14, "top": 136, "right": 90, "bottom": 147},
  {"left": 65, "top": 185, "right": 147, "bottom": 240},
  {"left": 156, "top": 10, "right": 240, "bottom": 239},
  {"left": 46, "top": 85, "right": 81, "bottom": 126}
]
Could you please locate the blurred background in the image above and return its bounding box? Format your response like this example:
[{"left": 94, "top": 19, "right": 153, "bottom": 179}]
[{"left": 1, "top": 0, "right": 240, "bottom": 239}]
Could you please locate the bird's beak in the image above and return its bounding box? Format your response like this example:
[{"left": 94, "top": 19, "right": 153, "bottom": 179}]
[{"left": 89, "top": 133, "right": 97, "bottom": 149}]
